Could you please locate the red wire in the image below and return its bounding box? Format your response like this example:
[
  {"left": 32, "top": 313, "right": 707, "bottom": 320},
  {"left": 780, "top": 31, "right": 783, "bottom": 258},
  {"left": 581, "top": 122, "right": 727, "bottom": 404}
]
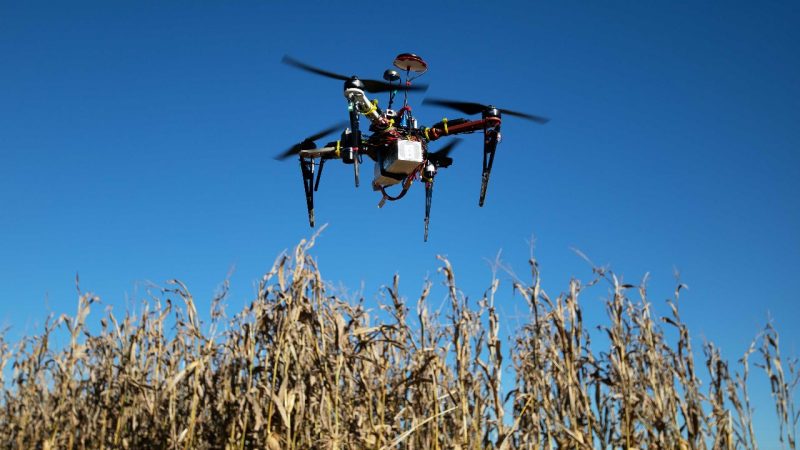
[{"left": 379, "top": 164, "right": 422, "bottom": 202}]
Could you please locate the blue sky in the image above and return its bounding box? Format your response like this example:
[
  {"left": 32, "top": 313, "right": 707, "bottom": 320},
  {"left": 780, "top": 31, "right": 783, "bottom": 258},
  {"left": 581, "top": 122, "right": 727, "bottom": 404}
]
[{"left": 1, "top": 0, "right": 798, "bottom": 442}]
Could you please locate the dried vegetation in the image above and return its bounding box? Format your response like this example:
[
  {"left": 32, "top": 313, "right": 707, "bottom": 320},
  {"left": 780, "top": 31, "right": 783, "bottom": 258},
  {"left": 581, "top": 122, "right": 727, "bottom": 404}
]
[{"left": 0, "top": 236, "right": 797, "bottom": 449}]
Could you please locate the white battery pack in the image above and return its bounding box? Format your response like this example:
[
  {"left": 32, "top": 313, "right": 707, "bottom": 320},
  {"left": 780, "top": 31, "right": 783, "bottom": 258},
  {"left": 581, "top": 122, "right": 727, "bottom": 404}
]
[
  {"left": 372, "top": 139, "right": 424, "bottom": 188},
  {"left": 373, "top": 163, "right": 402, "bottom": 188},
  {"left": 384, "top": 139, "right": 423, "bottom": 173}
]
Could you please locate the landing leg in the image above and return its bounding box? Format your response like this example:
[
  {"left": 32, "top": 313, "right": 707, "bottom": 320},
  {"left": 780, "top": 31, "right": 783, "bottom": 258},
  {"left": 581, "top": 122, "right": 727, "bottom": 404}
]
[
  {"left": 424, "top": 179, "right": 433, "bottom": 242},
  {"left": 479, "top": 127, "right": 500, "bottom": 207},
  {"left": 300, "top": 156, "right": 315, "bottom": 227},
  {"left": 314, "top": 159, "right": 325, "bottom": 192},
  {"left": 353, "top": 153, "right": 360, "bottom": 187}
]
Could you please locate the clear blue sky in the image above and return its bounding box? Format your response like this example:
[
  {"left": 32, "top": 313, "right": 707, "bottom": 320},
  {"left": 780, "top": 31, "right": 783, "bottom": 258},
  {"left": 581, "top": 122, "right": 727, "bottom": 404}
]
[{"left": 1, "top": 0, "right": 798, "bottom": 442}]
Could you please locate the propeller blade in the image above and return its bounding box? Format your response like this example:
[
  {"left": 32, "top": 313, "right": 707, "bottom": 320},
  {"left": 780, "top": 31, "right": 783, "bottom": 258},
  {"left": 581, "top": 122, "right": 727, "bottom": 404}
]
[
  {"left": 423, "top": 98, "right": 549, "bottom": 124},
  {"left": 282, "top": 55, "right": 349, "bottom": 81},
  {"left": 282, "top": 55, "right": 428, "bottom": 93},
  {"left": 306, "top": 122, "right": 347, "bottom": 142},
  {"left": 428, "top": 139, "right": 461, "bottom": 168},
  {"left": 430, "top": 139, "right": 461, "bottom": 158},
  {"left": 423, "top": 98, "right": 487, "bottom": 115},
  {"left": 360, "top": 79, "right": 428, "bottom": 93},
  {"left": 275, "top": 122, "right": 347, "bottom": 160},
  {"left": 276, "top": 141, "right": 314, "bottom": 161},
  {"left": 499, "top": 109, "right": 550, "bottom": 124}
]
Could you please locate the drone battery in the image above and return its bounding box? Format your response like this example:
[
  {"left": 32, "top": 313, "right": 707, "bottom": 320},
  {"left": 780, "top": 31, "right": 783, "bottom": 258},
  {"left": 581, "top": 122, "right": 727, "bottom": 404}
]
[
  {"left": 385, "top": 139, "right": 423, "bottom": 173},
  {"left": 373, "top": 164, "right": 400, "bottom": 187},
  {"left": 372, "top": 139, "right": 424, "bottom": 188}
]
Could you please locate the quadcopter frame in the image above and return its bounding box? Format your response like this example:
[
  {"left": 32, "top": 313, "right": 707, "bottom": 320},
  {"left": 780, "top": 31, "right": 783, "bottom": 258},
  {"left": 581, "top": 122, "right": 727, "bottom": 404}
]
[{"left": 277, "top": 53, "right": 547, "bottom": 241}]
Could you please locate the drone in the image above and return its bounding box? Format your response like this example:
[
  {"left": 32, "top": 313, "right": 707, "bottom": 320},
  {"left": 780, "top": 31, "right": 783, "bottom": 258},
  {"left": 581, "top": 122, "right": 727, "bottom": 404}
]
[{"left": 275, "top": 53, "right": 548, "bottom": 241}]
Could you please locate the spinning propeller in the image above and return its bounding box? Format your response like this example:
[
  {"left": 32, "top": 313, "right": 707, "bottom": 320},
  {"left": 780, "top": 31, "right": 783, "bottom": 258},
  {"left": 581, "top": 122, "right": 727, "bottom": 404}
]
[
  {"left": 274, "top": 122, "right": 347, "bottom": 160},
  {"left": 282, "top": 55, "right": 428, "bottom": 93},
  {"left": 427, "top": 139, "right": 461, "bottom": 168},
  {"left": 422, "top": 98, "right": 549, "bottom": 124}
]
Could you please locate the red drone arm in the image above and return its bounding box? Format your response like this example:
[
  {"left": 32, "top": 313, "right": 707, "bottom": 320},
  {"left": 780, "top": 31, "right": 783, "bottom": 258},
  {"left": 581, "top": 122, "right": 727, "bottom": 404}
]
[
  {"left": 422, "top": 116, "right": 503, "bottom": 208},
  {"left": 424, "top": 117, "right": 501, "bottom": 141}
]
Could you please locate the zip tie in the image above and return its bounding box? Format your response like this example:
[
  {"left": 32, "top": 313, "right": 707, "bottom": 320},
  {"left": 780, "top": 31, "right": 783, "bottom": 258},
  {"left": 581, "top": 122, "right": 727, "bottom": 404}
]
[
  {"left": 335, "top": 140, "right": 340, "bottom": 158},
  {"left": 362, "top": 99, "right": 378, "bottom": 116},
  {"left": 442, "top": 117, "right": 448, "bottom": 134},
  {"left": 424, "top": 127, "right": 430, "bottom": 140}
]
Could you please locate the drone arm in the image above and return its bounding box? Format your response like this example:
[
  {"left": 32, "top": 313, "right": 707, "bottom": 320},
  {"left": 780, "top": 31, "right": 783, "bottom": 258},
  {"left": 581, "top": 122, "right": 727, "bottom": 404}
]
[
  {"left": 422, "top": 117, "right": 502, "bottom": 207},
  {"left": 345, "top": 88, "right": 389, "bottom": 129},
  {"left": 298, "top": 145, "right": 341, "bottom": 159},
  {"left": 424, "top": 117, "right": 501, "bottom": 141}
]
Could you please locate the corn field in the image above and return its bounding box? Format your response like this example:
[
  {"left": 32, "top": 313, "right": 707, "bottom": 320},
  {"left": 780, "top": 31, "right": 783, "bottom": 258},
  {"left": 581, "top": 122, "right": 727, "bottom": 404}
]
[{"left": 0, "top": 235, "right": 797, "bottom": 449}]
